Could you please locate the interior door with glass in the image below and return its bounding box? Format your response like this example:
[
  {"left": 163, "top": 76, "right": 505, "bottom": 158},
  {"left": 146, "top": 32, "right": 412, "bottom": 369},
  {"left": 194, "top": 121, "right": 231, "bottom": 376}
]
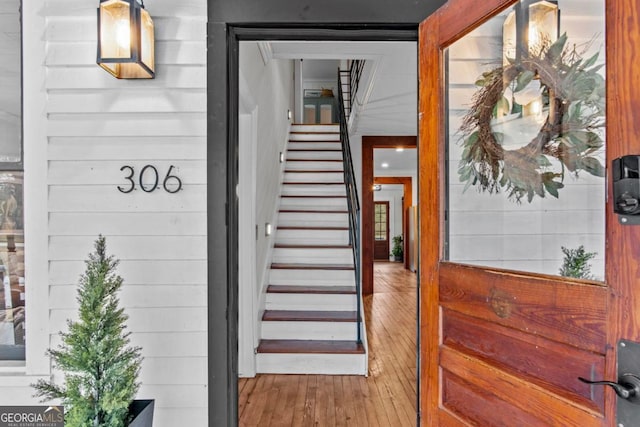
[
  {"left": 374, "top": 201, "right": 390, "bottom": 260},
  {"left": 420, "top": 0, "right": 640, "bottom": 425}
]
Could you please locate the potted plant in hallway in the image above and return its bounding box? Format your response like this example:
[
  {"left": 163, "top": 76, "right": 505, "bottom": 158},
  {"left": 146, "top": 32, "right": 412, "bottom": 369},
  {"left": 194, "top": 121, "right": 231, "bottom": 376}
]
[
  {"left": 391, "top": 235, "right": 404, "bottom": 262},
  {"left": 33, "top": 236, "right": 154, "bottom": 427}
]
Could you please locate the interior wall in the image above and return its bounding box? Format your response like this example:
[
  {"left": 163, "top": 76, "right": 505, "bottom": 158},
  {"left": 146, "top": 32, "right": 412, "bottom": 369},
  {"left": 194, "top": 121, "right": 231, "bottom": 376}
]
[
  {"left": 238, "top": 42, "right": 294, "bottom": 376},
  {"left": 374, "top": 187, "right": 404, "bottom": 251}
]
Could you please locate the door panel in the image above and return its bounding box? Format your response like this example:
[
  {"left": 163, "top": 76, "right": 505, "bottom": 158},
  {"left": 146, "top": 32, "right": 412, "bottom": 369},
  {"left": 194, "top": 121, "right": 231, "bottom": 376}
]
[{"left": 418, "top": 0, "right": 636, "bottom": 425}]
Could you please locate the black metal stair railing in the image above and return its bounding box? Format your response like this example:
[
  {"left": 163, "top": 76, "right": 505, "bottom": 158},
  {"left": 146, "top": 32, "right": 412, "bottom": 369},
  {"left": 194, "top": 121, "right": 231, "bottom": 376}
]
[
  {"left": 336, "top": 68, "right": 362, "bottom": 344},
  {"left": 339, "top": 60, "right": 366, "bottom": 119}
]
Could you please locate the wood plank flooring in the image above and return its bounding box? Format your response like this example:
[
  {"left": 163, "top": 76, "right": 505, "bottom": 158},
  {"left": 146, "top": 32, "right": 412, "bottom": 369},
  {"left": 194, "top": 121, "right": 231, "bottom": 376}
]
[{"left": 239, "top": 261, "right": 418, "bottom": 426}]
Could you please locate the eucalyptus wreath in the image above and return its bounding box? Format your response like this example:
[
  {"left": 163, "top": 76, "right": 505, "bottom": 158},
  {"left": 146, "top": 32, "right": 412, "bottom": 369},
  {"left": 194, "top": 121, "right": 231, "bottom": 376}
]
[{"left": 457, "top": 33, "right": 606, "bottom": 203}]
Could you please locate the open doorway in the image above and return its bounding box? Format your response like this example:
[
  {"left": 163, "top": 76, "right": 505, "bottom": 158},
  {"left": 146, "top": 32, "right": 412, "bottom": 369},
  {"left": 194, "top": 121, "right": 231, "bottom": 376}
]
[{"left": 236, "top": 38, "right": 420, "bottom": 424}]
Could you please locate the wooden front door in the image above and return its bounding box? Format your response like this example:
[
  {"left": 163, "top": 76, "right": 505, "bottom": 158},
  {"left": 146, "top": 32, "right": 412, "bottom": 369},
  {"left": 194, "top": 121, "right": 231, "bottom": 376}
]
[
  {"left": 373, "top": 201, "right": 390, "bottom": 260},
  {"left": 420, "top": 0, "right": 639, "bottom": 425}
]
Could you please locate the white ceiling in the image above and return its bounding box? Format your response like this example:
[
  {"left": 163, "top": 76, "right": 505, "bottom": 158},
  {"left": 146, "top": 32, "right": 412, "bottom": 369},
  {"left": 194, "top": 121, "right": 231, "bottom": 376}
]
[{"left": 270, "top": 41, "right": 418, "bottom": 176}]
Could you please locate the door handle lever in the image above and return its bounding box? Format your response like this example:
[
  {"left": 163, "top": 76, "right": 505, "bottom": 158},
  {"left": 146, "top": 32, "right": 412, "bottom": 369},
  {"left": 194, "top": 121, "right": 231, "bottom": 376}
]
[{"left": 579, "top": 374, "right": 640, "bottom": 403}]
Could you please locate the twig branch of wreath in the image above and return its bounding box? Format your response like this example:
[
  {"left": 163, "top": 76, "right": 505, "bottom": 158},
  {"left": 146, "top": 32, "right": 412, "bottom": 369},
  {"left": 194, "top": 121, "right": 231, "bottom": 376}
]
[{"left": 458, "top": 33, "right": 605, "bottom": 203}]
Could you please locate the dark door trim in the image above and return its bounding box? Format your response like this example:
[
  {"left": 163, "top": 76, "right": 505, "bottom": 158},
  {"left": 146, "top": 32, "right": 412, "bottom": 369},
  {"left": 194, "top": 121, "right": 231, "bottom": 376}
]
[
  {"left": 210, "top": 25, "right": 421, "bottom": 426},
  {"left": 361, "top": 136, "right": 417, "bottom": 294}
]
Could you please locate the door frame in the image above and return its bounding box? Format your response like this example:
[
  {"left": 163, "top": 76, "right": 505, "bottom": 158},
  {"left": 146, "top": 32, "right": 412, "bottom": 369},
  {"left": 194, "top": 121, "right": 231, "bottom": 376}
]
[
  {"left": 419, "top": 0, "right": 640, "bottom": 424},
  {"left": 212, "top": 25, "right": 421, "bottom": 425},
  {"left": 362, "top": 136, "right": 417, "bottom": 293},
  {"left": 374, "top": 176, "right": 413, "bottom": 269}
]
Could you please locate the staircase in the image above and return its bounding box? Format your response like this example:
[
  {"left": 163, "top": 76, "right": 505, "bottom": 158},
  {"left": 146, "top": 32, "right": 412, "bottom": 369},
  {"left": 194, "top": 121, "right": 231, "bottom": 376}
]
[{"left": 255, "top": 124, "right": 367, "bottom": 375}]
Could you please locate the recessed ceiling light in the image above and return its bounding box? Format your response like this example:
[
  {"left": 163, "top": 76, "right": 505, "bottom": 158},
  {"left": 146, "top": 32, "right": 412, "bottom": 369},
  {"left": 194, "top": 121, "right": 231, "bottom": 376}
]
[
  {"left": 396, "top": 147, "right": 404, "bottom": 152},
  {"left": 381, "top": 163, "right": 389, "bottom": 168}
]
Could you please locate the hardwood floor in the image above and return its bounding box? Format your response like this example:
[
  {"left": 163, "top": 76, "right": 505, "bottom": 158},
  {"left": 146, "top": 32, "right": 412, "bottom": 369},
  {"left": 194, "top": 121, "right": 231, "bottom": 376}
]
[{"left": 238, "top": 261, "right": 418, "bottom": 426}]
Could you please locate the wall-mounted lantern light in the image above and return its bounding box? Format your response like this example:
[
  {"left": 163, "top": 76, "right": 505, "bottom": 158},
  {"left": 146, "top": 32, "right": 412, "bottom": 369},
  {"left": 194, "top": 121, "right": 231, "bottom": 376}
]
[
  {"left": 503, "top": 0, "right": 559, "bottom": 62},
  {"left": 502, "top": 0, "right": 559, "bottom": 117},
  {"left": 97, "top": 0, "right": 155, "bottom": 79}
]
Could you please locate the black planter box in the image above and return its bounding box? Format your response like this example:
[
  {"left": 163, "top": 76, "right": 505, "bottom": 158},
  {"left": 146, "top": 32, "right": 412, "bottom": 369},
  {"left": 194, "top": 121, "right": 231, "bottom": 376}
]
[{"left": 128, "top": 399, "right": 154, "bottom": 427}]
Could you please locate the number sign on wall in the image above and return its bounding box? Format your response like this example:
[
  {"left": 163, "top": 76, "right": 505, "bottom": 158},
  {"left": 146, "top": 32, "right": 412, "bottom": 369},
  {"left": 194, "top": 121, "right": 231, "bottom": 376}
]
[{"left": 118, "top": 165, "right": 183, "bottom": 194}]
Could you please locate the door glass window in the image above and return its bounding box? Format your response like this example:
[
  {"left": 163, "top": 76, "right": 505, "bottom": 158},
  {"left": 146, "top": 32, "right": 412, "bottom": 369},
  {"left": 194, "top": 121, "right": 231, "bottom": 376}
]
[
  {"left": 445, "top": 0, "right": 606, "bottom": 281},
  {"left": 0, "top": 0, "right": 25, "bottom": 360},
  {"left": 375, "top": 203, "right": 388, "bottom": 241}
]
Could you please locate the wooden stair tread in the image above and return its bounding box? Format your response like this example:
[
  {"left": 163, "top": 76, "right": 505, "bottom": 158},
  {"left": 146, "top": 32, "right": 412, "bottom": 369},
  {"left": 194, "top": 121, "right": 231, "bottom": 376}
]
[
  {"left": 279, "top": 209, "right": 348, "bottom": 213},
  {"left": 286, "top": 159, "right": 343, "bottom": 162},
  {"left": 290, "top": 131, "right": 340, "bottom": 135},
  {"left": 274, "top": 243, "right": 351, "bottom": 249},
  {"left": 277, "top": 226, "right": 349, "bottom": 230},
  {"left": 288, "top": 149, "right": 342, "bottom": 152},
  {"left": 285, "top": 169, "right": 342, "bottom": 172},
  {"left": 281, "top": 195, "right": 346, "bottom": 198},
  {"left": 283, "top": 182, "right": 345, "bottom": 185},
  {"left": 271, "top": 263, "right": 354, "bottom": 270},
  {"left": 263, "top": 310, "right": 357, "bottom": 322},
  {"left": 267, "top": 285, "right": 356, "bottom": 294},
  {"left": 257, "top": 339, "right": 365, "bottom": 354}
]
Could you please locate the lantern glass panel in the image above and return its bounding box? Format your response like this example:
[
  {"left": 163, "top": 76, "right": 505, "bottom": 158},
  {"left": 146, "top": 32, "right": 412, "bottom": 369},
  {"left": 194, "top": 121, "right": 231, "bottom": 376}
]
[{"left": 99, "top": 0, "right": 131, "bottom": 59}]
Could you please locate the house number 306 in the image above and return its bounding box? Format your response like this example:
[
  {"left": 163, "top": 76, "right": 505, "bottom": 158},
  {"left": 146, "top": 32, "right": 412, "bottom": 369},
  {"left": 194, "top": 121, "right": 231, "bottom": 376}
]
[{"left": 118, "top": 165, "right": 183, "bottom": 194}]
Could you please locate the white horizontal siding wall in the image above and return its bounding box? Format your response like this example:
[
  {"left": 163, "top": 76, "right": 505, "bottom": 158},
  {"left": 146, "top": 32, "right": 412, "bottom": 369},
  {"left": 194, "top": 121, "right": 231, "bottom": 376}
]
[
  {"left": 15, "top": 1, "right": 208, "bottom": 426},
  {"left": 447, "top": 2, "right": 606, "bottom": 278}
]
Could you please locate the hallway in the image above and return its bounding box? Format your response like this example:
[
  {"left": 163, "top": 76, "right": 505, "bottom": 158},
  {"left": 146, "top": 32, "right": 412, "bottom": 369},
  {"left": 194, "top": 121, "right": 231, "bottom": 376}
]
[{"left": 238, "top": 262, "right": 417, "bottom": 426}]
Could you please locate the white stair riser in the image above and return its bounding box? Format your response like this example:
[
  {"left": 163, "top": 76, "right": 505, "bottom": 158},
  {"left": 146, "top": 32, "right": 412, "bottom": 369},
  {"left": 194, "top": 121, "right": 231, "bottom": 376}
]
[
  {"left": 278, "top": 222, "right": 349, "bottom": 229},
  {"left": 265, "top": 293, "right": 356, "bottom": 311},
  {"left": 273, "top": 248, "right": 353, "bottom": 264},
  {"left": 284, "top": 171, "right": 344, "bottom": 182},
  {"left": 288, "top": 142, "right": 342, "bottom": 151},
  {"left": 275, "top": 229, "right": 350, "bottom": 245},
  {"left": 279, "top": 197, "right": 348, "bottom": 208},
  {"left": 282, "top": 185, "right": 346, "bottom": 196},
  {"left": 270, "top": 268, "right": 356, "bottom": 286},
  {"left": 286, "top": 151, "right": 343, "bottom": 161},
  {"left": 278, "top": 212, "right": 349, "bottom": 224},
  {"left": 290, "top": 124, "right": 340, "bottom": 133},
  {"left": 256, "top": 353, "right": 366, "bottom": 375},
  {"left": 261, "top": 321, "right": 357, "bottom": 340},
  {"left": 285, "top": 162, "right": 343, "bottom": 171}
]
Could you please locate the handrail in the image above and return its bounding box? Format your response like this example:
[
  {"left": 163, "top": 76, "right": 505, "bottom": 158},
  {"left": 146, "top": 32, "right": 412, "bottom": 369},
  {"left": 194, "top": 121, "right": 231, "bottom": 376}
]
[
  {"left": 349, "top": 60, "right": 365, "bottom": 116},
  {"left": 336, "top": 67, "right": 362, "bottom": 344},
  {"left": 339, "top": 59, "right": 365, "bottom": 119}
]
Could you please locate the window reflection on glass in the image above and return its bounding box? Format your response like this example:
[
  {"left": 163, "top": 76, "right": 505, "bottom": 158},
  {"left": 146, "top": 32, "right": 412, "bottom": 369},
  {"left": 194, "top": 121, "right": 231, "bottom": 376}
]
[
  {"left": 0, "top": 0, "right": 24, "bottom": 360},
  {"left": 0, "top": 174, "right": 24, "bottom": 355},
  {"left": 445, "top": 0, "right": 605, "bottom": 280},
  {"left": 374, "top": 203, "right": 387, "bottom": 241}
]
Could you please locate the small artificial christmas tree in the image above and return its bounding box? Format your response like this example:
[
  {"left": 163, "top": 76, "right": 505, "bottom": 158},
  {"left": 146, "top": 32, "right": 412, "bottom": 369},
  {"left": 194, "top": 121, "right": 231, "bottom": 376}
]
[
  {"left": 33, "top": 236, "right": 142, "bottom": 427},
  {"left": 559, "top": 245, "right": 597, "bottom": 280}
]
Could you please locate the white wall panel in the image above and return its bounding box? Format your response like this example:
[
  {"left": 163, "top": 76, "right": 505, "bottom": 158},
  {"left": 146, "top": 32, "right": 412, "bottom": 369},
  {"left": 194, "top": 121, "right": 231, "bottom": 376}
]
[{"left": 6, "top": 0, "right": 209, "bottom": 424}]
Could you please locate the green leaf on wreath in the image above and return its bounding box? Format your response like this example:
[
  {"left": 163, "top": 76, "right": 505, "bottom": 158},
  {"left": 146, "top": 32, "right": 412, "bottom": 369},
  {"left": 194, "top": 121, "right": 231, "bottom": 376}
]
[
  {"left": 581, "top": 52, "right": 599, "bottom": 69},
  {"left": 546, "top": 33, "right": 568, "bottom": 64},
  {"left": 543, "top": 179, "right": 562, "bottom": 198},
  {"left": 475, "top": 79, "right": 486, "bottom": 87},
  {"left": 537, "top": 155, "right": 552, "bottom": 167},
  {"left": 515, "top": 70, "right": 535, "bottom": 92},
  {"left": 496, "top": 97, "right": 510, "bottom": 116},
  {"left": 581, "top": 157, "right": 606, "bottom": 177}
]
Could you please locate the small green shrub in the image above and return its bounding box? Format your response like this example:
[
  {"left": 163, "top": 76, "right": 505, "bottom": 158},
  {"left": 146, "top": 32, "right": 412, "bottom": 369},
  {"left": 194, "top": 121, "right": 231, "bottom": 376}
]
[
  {"left": 391, "top": 235, "right": 403, "bottom": 258},
  {"left": 559, "top": 245, "right": 596, "bottom": 279}
]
